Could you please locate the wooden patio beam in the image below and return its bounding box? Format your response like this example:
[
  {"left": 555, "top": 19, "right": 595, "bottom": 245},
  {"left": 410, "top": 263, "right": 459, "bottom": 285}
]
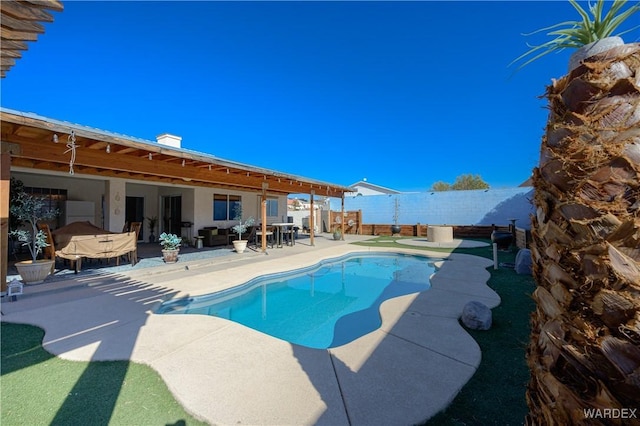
[
  {"left": 0, "top": 13, "right": 45, "bottom": 33},
  {"left": 22, "top": 1, "right": 64, "bottom": 13},
  {"left": 1, "top": 116, "right": 352, "bottom": 198},
  {"left": 1, "top": 1, "right": 56, "bottom": 21},
  {"left": 0, "top": 26, "right": 39, "bottom": 41}
]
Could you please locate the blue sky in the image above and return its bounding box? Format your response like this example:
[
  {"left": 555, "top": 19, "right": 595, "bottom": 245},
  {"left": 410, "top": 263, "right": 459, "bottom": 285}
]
[{"left": 2, "top": 1, "right": 639, "bottom": 192}]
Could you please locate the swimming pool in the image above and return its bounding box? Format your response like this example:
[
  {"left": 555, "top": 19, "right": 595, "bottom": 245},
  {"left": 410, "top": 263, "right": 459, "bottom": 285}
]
[{"left": 157, "top": 252, "right": 440, "bottom": 349}]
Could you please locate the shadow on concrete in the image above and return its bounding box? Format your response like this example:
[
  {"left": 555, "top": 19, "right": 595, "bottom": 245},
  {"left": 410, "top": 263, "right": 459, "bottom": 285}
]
[
  {"left": 1, "top": 272, "right": 192, "bottom": 425},
  {"left": 290, "top": 252, "right": 496, "bottom": 425}
]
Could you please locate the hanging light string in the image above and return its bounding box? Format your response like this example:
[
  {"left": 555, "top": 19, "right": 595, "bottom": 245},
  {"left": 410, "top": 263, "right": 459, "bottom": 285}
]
[{"left": 64, "top": 130, "right": 78, "bottom": 175}]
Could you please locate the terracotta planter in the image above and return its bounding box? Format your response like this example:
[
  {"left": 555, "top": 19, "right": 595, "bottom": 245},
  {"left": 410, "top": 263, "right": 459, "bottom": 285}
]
[
  {"left": 15, "top": 259, "right": 54, "bottom": 284},
  {"left": 233, "top": 240, "right": 247, "bottom": 253},
  {"left": 162, "top": 249, "right": 180, "bottom": 263}
]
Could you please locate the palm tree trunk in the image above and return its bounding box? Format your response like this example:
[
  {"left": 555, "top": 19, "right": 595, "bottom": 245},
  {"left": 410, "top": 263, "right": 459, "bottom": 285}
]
[{"left": 527, "top": 43, "right": 640, "bottom": 425}]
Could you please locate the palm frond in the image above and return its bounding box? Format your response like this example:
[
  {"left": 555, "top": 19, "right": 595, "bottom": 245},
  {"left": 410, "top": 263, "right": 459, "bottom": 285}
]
[{"left": 510, "top": 0, "right": 639, "bottom": 70}]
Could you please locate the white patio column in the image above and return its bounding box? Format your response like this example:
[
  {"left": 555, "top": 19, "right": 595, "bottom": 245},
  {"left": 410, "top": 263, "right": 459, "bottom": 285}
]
[{"left": 105, "top": 178, "right": 127, "bottom": 232}]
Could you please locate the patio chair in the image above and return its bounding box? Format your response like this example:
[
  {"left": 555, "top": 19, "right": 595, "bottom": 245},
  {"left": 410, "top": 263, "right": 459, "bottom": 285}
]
[
  {"left": 254, "top": 225, "right": 274, "bottom": 249},
  {"left": 128, "top": 222, "right": 142, "bottom": 264},
  {"left": 130, "top": 222, "right": 142, "bottom": 240},
  {"left": 242, "top": 225, "right": 262, "bottom": 251},
  {"left": 282, "top": 225, "right": 298, "bottom": 246}
]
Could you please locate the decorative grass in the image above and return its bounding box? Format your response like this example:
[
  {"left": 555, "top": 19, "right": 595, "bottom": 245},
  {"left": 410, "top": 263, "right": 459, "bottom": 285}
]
[
  {"left": 354, "top": 237, "right": 536, "bottom": 425},
  {"left": 1, "top": 323, "right": 208, "bottom": 426}
]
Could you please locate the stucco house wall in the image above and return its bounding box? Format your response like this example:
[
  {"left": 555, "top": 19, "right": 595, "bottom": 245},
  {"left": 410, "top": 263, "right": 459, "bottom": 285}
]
[{"left": 10, "top": 171, "right": 288, "bottom": 241}]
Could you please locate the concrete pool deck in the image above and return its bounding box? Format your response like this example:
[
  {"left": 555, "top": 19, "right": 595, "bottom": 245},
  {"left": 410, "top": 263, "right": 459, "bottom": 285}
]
[{"left": 1, "top": 235, "right": 499, "bottom": 425}]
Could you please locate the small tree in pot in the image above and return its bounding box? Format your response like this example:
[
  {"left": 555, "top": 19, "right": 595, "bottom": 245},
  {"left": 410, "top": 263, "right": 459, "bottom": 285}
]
[
  {"left": 391, "top": 197, "right": 401, "bottom": 235},
  {"left": 10, "top": 192, "right": 59, "bottom": 284},
  {"left": 231, "top": 205, "right": 254, "bottom": 253}
]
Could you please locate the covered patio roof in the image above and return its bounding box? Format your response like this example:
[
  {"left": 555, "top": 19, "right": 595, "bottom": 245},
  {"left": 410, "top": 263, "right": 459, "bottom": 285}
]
[{"left": 1, "top": 108, "right": 353, "bottom": 197}]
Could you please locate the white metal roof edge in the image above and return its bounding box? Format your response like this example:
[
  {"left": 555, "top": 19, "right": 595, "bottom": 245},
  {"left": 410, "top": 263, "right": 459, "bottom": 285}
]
[{"left": 1, "top": 107, "right": 354, "bottom": 193}]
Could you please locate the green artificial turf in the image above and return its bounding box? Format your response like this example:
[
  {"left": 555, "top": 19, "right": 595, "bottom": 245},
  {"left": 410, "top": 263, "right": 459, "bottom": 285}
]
[
  {"left": 354, "top": 237, "right": 536, "bottom": 425},
  {"left": 1, "top": 323, "right": 208, "bottom": 426}
]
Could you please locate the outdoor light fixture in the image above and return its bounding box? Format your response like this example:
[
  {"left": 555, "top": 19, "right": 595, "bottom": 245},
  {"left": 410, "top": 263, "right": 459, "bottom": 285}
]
[
  {"left": 208, "top": 164, "right": 212, "bottom": 171},
  {"left": 52, "top": 134, "right": 59, "bottom": 143},
  {"left": 148, "top": 153, "right": 152, "bottom": 160},
  {"left": 182, "top": 159, "right": 185, "bottom": 167},
  {"left": 106, "top": 143, "right": 111, "bottom": 153}
]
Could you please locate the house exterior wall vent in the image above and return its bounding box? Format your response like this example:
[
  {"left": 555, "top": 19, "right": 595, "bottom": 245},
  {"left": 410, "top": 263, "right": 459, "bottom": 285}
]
[{"left": 156, "top": 133, "right": 182, "bottom": 148}]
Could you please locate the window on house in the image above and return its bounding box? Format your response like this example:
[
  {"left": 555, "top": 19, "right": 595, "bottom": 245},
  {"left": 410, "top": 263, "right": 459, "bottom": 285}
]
[
  {"left": 213, "top": 194, "right": 241, "bottom": 220},
  {"left": 24, "top": 186, "right": 67, "bottom": 216},
  {"left": 266, "top": 199, "right": 278, "bottom": 217}
]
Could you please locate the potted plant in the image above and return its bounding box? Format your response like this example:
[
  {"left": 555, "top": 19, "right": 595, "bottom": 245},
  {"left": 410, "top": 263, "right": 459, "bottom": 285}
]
[
  {"left": 10, "top": 192, "right": 59, "bottom": 284},
  {"left": 159, "top": 232, "right": 181, "bottom": 263},
  {"left": 231, "top": 205, "right": 255, "bottom": 253},
  {"left": 146, "top": 216, "right": 158, "bottom": 243},
  {"left": 332, "top": 226, "right": 342, "bottom": 241},
  {"left": 391, "top": 197, "right": 401, "bottom": 235}
]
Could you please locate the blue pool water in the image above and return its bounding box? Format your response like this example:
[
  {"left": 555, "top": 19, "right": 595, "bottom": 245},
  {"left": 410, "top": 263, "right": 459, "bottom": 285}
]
[{"left": 157, "top": 252, "right": 439, "bottom": 349}]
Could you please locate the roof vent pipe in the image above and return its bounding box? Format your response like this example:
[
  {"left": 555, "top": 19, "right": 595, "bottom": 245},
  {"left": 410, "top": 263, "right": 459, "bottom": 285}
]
[{"left": 156, "top": 133, "right": 182, "bottom": 148}]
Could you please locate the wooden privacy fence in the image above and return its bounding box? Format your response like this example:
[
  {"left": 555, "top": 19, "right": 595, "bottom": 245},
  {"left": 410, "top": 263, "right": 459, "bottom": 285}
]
[
  {"left": 358, "top": 223, "right": 532, "bottom": 249},
  {"left": 325, "top": 210, "right": 363, "bottom": 234},
  {"left": 323, "top": 210, "right": 532, "bottom": 249}
]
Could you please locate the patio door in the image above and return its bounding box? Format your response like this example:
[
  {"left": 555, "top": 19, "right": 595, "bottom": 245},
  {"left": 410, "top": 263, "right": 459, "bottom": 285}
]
[
  {"left": 162, "top": 195, "right": 182, "bottom": 235},
  {"left": 125, "top": 196, "right": 144, "bottom": 241}
]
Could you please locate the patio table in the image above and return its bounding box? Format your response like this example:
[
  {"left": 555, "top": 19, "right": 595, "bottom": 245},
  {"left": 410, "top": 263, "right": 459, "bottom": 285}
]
[{"left": 270, "top": 223, "right": 295, "bottom": 248}]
